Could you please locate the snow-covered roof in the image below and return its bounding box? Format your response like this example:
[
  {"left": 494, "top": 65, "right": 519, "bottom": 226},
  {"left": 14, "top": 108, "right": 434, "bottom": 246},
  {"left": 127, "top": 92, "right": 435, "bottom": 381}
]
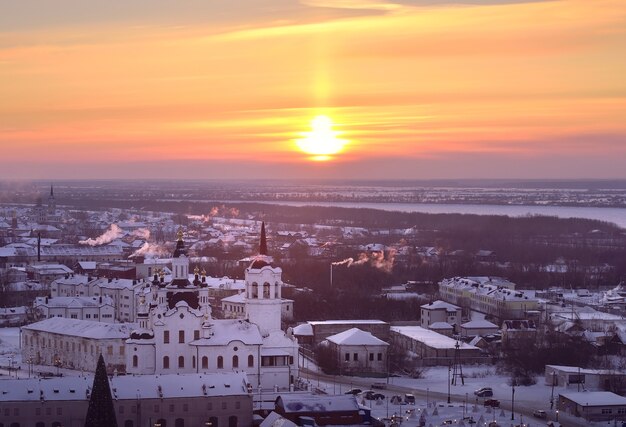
[
  {"left": 222, "top": 293, "right": 246, "bottom": 304},
  {"left": 326, "top": 328, "right": 388, "bottom": 346},
  {"left": 461, "top": 320, "right": 499, "bottom": 329},
  {"left": 277, "top": 393, "right": 360, "bottom": 413},
  {"left": 391, "top": 326, "right": 479, "bottom": 350},
  {"left": 308, "top": 320, "right": 387, "bottom": 326},
  {"left": 260, "top": 411, "right": 299, "bottom": 427},
  {"left": 429, "top": 322, "right": 453, "bottom": 330},
  {"left": 421, "top": 300, "right": 460, "bottom": 311},
  {"left": 22, "top": 317, "right": 135, "bottom": 339},
  {"left": 560, "top": 391, "right": 626, "bottom": 406},
  {"left": 0, "top": 372, "right": 250, "bottom": 402},
  {"left": 293, "top": 323, "right": 313, "bottom": 336},
  {"left": 77, "top": 261, "right": 97, "bottom": 270},
  {"left": 191, "top": 319, "right": 263, "bottom": 346}
]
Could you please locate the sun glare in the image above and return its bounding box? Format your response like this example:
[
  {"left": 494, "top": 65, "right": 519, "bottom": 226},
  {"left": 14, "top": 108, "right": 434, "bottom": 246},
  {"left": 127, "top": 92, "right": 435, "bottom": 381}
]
[{"left": 296, "top": 115, "right": 346, "bottom": 161}]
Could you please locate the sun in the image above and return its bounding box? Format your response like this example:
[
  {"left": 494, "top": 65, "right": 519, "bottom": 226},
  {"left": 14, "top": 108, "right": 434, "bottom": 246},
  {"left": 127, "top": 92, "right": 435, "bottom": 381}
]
[{"left": 296, "top": 115, "right": 347, "bottom": 161}]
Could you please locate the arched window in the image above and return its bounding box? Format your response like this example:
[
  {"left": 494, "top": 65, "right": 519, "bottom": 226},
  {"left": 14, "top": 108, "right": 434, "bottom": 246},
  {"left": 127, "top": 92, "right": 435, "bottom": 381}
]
[
  {"left": 251, "top": 282, "right": 258, "bottom": 298},
  {"left": 178, "top": 356, "right": 185, "bottom": 368},
  {"left": 175, "top": 419, "right": 184, "bottom": 427},
  {"left": 132, "top": 355, "right": 138, "bottom": 368},
  {"left": 163, "top": 356, "right": 170, "bottom": 369},
  {"left": 124, "top": 421, "right": 134, "bottom": 427},
  {"left": 52, "top": 423, "right": 62, "bottom": 427},
  {"left": 202, "top": 356, "right": 208, "bottom": 369},
  {"left": 263, "top": 283, "right": 270, "bottom": 298},
  {"left": 209, "top": 417, "right": 218, "bottom": 427},
  {"left": 192, "top": 355, "right": 196, "bottom": 369},
  {"left": 217, "top": 356, "right": 223, "bottom": 369},
  {"left": 232, "top": 355, "right": 238, "bottom": 369},
  {"left": 248, "top": 354, "right": 254, "bottom": 367},
  {"left": 229, "top": 416, "right": 238, "bottom": 427}
]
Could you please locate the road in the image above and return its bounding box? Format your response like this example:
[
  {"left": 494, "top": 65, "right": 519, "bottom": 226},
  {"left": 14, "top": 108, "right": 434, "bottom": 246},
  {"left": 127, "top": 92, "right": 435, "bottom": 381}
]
[{"left": 299, "top": 367, "right": 589, "bottom": 427}]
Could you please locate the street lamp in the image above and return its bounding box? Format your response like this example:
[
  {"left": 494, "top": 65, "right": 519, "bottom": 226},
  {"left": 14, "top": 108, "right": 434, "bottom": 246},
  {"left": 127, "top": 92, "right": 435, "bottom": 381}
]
[
  {"left": 556, "top": 409, "right": 559, "bottom": 422},
  {"left": 54, "top": 356, "right": 62, "bottom": 376},
  {"left": 511, "top": 384, "right": 515, "bottom": 421},
  {"left": 447, "top": 364, "right": 451, "bottom": 404}
]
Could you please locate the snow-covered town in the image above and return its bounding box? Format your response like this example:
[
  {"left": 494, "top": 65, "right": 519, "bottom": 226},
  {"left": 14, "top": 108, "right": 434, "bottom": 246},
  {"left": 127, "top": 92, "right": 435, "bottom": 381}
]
[{"left": 0, "top": 183, "right": 623, "bottom": 427}]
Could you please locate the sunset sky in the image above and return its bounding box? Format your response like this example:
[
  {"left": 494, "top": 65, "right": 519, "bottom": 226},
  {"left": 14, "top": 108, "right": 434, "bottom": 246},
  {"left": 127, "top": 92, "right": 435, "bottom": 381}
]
[{"left": 1, "top": 0, "right": 625, "bottom": 180}]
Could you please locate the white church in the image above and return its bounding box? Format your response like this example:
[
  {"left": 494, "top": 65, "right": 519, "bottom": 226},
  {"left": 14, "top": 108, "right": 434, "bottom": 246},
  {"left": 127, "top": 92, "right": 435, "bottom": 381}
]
[{"left": 126, "top": 224, "right": 299, "bottom": 390}]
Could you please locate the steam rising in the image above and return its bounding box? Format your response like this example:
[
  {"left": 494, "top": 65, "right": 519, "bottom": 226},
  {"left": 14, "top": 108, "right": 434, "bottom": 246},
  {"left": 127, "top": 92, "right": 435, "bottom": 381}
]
[
  {"left": 79, "top": 224, "right": 124, "bottom": 246},
  {"left": 332, "top": 249, "right": 396, "bottom": 273}
]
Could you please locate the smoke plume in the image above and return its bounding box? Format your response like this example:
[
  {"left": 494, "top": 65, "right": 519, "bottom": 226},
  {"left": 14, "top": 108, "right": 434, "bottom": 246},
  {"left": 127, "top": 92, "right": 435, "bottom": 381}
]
[
  {"left": 79, "top": 224, "right": 124, "bottom": 246},
  {"left": 129, "top": 242, "right": 169, "bottom": 259},
  {"left": 331, "top": 249, "right": 396, "bottom": 273},
  {"left": 131, "top": 228, "right": 151, "bottom": 240}
]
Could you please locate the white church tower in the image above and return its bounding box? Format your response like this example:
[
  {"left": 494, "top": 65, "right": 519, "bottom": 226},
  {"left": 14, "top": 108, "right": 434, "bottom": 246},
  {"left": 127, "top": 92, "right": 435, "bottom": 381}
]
[{"left": 245, "top": 222, "right": 283, "bottom": 336}]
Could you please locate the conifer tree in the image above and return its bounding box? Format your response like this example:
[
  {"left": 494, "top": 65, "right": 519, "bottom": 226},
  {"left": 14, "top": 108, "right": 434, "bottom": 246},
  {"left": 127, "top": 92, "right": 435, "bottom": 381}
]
[{"left": 84, "top": 354, "right": 118, "bottom": 427}]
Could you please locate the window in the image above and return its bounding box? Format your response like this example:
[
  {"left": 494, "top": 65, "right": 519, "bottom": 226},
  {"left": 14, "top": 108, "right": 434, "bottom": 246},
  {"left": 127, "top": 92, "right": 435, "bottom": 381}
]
[
  {"left": 232, "top": 355, "right": 239, "bottom": 368},
  {"left": 345, "top": 353, "right": 350, "bottom": 362},
  {"left": 169, "top": 404, "right": 175, "bottom": 412},
  {"left": 120, "top": 346, "right": 125, "bottom": 356},
  {"left": 178, "top": 356, "right": 185, "bottom": 368},
  {"left": 229, "top": 415, "right": 238, "bottom": 427},
  {"left": 222, "top": 402, "right": 227, "bottom": 410},
  {"left": 70, "top": 314, "right": 78, "bottom": 319},
  {"left": 248, "top": 355, "right": 254, "bottom": 367},
  {"left": 175, "top": 419, "right": 184, "bottom": 427},
  {"left": 179, "top": 330, "right": 185, "bottom": 343},
  {"left": 353, "top": 353, "right": 358, "bottom": 361},
  {"left": 209, "top": 417, "right": 218, "bottom": 427},
  {"left": 194, "top": 330, "right": 200, "bottom": 340},
  {"left": 602, "top": 409, "right": 613, "bottom": 414},
  {"left": 183, "top": 404, "right": 188, "bottom": 412},
  {"left": 377, "top": 353, "right": 382, "bottom": 361},
  {"left": 36, "top": 423, "right": 45, "bottom": 427},
  {"left": 236, "top": 401, "right": 241, "bottom": 409},
  {"left": 163, "top": 330, "right": 170, "bottom": 344},
  {"left": 132, "top": 355, "right": 138, "bottom": 368},
  {"left": 369, "top": 353, "right": 374, "bottom": 361},
  {"left": 202, "top": 356, "right": 208, "bottom": 369},
  {"left": 163, "top": 356, "right": 170, "bottom": 369},
  {"left": 124, "top": 421, "right": 134, "bottom": 427},
  {"left": 57, "top": 407, "right": 62, "bottom": 415},
  {"left": 107, "top": 346, "right": 113, "bottom": 355},
  {"left": 217, "top": 356, "right": 223, "bottom": 369}
]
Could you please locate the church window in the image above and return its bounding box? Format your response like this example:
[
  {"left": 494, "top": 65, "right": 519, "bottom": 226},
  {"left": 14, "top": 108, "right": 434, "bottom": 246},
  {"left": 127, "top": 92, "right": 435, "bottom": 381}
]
[
  {"left": 179, "top": 330, "right": 185, "bottom": 343},
  {"left": 248, "top": 355, "right": 254, "bottom": 367},
  {"left": 232, "top": 355, "right": 239, "bottom": 368},
  {"left": 163, "top": 330, "right": 170, "bottom": 344},
  {"left": 251, "top": 283, "right": 258, "bottom": 298},
  {"left": 217, "top": 356, "right": 223, "bottom": 369},
  {"left": 194, "top": 330, "right": 200, "bottom": 340},
  {"left": 263, "top": 283, "right": 270, "bottom": 298},
  {"left": 163, "top": 356, "right": 170, "bottom": 369},
  {"left": 178, "top": 356, "right": 185, "bottom": 368},
  {"left": 202, "top": 356, "right": 208, "bottom": 369},
  {"left": 132, "top": 355, "right": 138, "bottom": 368}
]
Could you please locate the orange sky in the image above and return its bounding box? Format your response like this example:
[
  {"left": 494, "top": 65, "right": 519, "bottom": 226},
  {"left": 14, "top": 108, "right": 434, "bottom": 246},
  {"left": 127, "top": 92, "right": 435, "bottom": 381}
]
[{"left": 1, "top": 0, "right": 625, "bottom": 179}]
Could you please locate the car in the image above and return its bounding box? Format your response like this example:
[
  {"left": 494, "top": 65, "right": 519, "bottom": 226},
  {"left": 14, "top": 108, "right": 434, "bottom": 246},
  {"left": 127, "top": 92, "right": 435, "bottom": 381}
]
[
  {"left": 345, "top": 388, "right": 362, "bottom": 395},
  {"left": 362, "top": 391, "right": 385, "bottom": 400},
  {"left": 390, "top": 395, "right": 403, "bottom": 405},
  {"left": 474, "top": 387, "right": 493, "bottom": 397},
  {"left": 404, "top": 393, "right": 415, "bottom": 404},
  {"left": 484, "top": 399, "right": 500, "bottom": 408},
  {"left": 533, "top": 410, "right": 547, "bottom": 419},
  {"left": 372, "top": 382, "right": 387, "bottom": 390}
]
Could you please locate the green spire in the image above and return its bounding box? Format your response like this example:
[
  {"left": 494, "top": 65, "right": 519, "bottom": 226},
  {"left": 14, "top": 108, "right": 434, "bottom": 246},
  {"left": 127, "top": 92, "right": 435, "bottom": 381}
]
[{"left": 84, "top": 354, "right": 118, "bottom": 427}]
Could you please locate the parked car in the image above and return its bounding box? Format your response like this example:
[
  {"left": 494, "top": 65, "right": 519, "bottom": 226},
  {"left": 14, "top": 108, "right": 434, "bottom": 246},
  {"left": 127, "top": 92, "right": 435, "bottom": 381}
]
[
  {"left": 474, "top": 387, "right": 493, "bottom": 397},
  {"left": 362, "top": 391, "right": 385, "bottom": 400},
  {"left": 404, "top": 393, "right": 415, "bottom": 404},
  {"left": 532, "top": 410, "right": 547, "bottom": 419},
  {"left": 345, "top": 388, "right": 362, "bottom": 395},
  {"left": 390, "top": 395, "right": 403, "bottom": 404},
  {"left": 484, "top": 399, "right": 500, "bottom": 408},
  {"left": 372, "top": 382, "right": 387, "bottom": 389}
]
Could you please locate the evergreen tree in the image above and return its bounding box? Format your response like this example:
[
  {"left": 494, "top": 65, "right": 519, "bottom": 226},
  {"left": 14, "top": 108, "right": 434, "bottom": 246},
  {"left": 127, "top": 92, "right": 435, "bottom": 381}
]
[{"left": 84, "top": 354, "right": 118, "bottom": 427}]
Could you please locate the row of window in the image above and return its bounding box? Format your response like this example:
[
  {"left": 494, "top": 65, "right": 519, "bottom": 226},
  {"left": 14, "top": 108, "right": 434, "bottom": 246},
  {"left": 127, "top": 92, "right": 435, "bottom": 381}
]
[
  {"left": 344, "top": 352, "right": 383, "bottom": 362},
  {"left": 163, "top": 330, "right": 201, "bottom": 344},
  {"left": 0, "top": 419, "right": 237, "bottom": 427},
  {"left": 132, "top": 355, "right": 255, "bottom": 369},
  {"left": 25, "top": 336, "right": 124, "bottom": 356}
]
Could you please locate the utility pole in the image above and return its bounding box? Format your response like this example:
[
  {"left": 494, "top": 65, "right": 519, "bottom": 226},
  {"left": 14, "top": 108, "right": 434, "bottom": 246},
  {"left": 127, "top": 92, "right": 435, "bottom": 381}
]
[
  {"left": 511, "top": 384, "right": 515, "bottom": 421},
  {"left": 447, "top": 364, "right": 451, "bottom": 404}
]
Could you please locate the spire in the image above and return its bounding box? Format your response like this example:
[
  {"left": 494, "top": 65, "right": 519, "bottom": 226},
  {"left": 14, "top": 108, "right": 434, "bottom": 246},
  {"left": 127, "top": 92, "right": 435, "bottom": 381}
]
[
  {"left": 259, "top": 222, "right": 268, "bottom": 255},
  {"left": 84, "top": 355, "right": 118, "bottom": 427},
  {"left": 173, "top": 227, "right": 187, "bottom": 258},
  {"left": 50, "top": 184, "right": 54, "bottom": 197}
]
